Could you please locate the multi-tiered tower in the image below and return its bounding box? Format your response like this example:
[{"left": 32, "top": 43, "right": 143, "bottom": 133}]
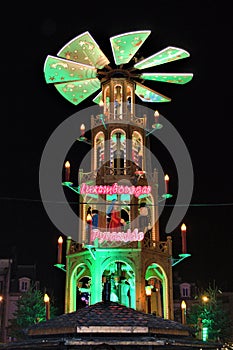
[{"left": 44, "top": 30, "right": 193, "bottom": 320}]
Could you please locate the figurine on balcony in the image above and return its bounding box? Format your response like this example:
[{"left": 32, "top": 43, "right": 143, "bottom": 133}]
[
  {"left": 109, "top": 202, "right": 125, "bottom": 232},
  {"left": 91, "top": 209, "right": 99, "bottom": 229},
  {"left": 139, "top": 202, "right": 149, "bottom": 232}
]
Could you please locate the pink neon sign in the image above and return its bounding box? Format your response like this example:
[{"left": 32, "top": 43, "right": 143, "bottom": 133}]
[
  {"left": 90, "top": 228, "right": 144, "bottom": 243},
  {"left": 80, "top": 183, "right": 151, "bottom": 198}
]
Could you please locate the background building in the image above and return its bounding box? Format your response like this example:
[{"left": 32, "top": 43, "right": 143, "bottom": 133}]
[{"left": 0, "top": 259, "right": 39, "bottom": 343}]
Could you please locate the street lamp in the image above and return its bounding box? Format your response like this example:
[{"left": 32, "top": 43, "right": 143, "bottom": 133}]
[
  {"left": 201, "top": 295, "right": 209, "bottom": 341},
  {"left": 44, "top": 293, "right": 50, "bottom": 321},
  {"left": 202, "top": 295, "right": 209, "bottom": 303},
  {"left": 181, "top": 300, "right": 186, "bottom": 324},
  {"left": 145, "top": 285, "right": 152, "bottom": 314}
]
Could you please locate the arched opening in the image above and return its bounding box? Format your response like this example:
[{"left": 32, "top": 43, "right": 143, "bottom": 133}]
[
  {"left": 145, "top": 263, "right": 169, "bottom": 318},
  {"left": 94, "top": 132, "right": 105, "bottom": 170},
  {"left": 110, "top": 129, "right": 126, "bottom": 175},
  {"left": 102, "top": 260, "right": 135, "bottom": 308},
  {"left": 132, "top": 131, "right": 143, "bottom": 169}
]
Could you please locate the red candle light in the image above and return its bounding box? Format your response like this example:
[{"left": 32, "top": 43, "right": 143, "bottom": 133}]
[
  {"left": 154, "top": 110, "right": 159, "bottom": 124},
  {"left": 86, "top": 208, "right": 92, "bottom": 244},
  {"left": 64, "top": 161, "right": 70, "bottom": 182},
  {"left": 44, "top": 293, "right": 50, "bottom": 320},
  {"left": 164, "top": 174, "right": 169, "bottom": 194},
  {"left": 80, "top": 123, "right": 85, "bottom": 137},
  {"left": 181, "top": 223, "right": 187, "bottom": 254},
  {"left": 57, "top": 236, "right": 63, "bottom": 264}
]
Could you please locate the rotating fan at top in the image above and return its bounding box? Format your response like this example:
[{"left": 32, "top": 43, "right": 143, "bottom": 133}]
[{"left": 43, "top": 30, "right": 193, "bottom": 106}]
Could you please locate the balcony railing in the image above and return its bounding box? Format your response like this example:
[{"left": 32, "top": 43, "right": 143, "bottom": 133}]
[{"left": 91, "top": 113, "right": 146, "bottom": 129}]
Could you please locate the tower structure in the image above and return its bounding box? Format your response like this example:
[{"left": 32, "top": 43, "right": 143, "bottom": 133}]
[{"left": 44, "top": 30, "right": 193, "bottom": 320}]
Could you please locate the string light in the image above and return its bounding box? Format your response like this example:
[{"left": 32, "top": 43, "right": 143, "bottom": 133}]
[{"left": 0, "top": 197, "right": 232, "bottom": 207}]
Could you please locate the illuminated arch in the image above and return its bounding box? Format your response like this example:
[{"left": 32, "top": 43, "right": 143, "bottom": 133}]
[
  {"left": 132, "top": 130, "right": 143, "bottom": 169},
  {"left": 110, "top": 129, "right": 126, "bottom": 174},
  {"left": 145, "top": 263, "right": 169, "bottom": 318},
  {"left": 101, "top": 256, "right": 136, "bottom": 308},
  {"left": 94, "top": 131, "right": 105, "bottom": 170},
  {"left": 69, "top": 261, "right": 92, "bottom": 311}
]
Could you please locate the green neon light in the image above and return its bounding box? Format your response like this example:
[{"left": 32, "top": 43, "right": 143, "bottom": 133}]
[
  {"left": 140, "top": 73, "right": 193, "bottom": 85},
  {"left": 134, "top": 46, "right": 190, "bottom": 70},
  {"left": 110, "top": 30, "right": 151, "bottom": 65},
  {"left": 202, "top": 327, "right": 208, "bottom": 341},
  {"left": 111, "top": 134, "right": 126, "bottom": 142}
]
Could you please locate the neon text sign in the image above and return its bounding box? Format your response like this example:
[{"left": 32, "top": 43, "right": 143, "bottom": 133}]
[
  {"left": 90, "top": 228, "right": 144, "bottom": 243},
  {"left": 80, "top": 182, "right": 151, "bottom": 198}
]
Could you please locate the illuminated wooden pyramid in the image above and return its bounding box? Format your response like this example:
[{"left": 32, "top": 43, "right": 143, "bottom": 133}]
[{"left": 44, "top": 30, "right": 193, "bottom": 319}]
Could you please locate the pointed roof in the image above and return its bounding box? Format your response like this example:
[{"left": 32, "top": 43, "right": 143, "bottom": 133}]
[
  {"left": 1, "top": 302, "right": 221, "bottom": 349},
  {"left": 28, "top": 301, "right": 192, "bottom": 336}
]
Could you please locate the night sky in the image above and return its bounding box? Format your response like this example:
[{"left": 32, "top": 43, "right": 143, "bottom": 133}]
[{"left": 2, "top": 1, "right": 233, "bottom": 307}]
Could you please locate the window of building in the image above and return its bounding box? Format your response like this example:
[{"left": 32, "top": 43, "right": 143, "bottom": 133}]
[
  {"left": 19, "top": 277, "right": 30, "bottom": 292},
  {"left": 180, "top": 283, "right": 190, "bottom": 298}
]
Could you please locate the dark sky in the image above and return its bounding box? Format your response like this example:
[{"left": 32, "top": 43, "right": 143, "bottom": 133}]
[{"left": 2, "top": 1, "right": 233, "bottom": 303}]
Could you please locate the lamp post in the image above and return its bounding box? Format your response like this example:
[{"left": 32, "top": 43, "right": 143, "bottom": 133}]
[
  {"left": 145, "top": 285, "right": 152, "bottom": 314},
  {"left": 181, "top": 300, "right": 186, "bottom": 324},
  {"left": 202, "top": 295, "right": 209, "bottom": 303},
  {"left": 200, "top": 295, "right": 209, "bottom": 341},
  {"left": 44, "top": 293, "right": 50, "bottom": 321}
]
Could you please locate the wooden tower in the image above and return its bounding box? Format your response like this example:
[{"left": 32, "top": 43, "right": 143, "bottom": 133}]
[
  {"left": 64, "top": 76, "right": 174, "bottom": 319},
  {"left": 43, "top": 30, "right": 193, "bottom": 320}
]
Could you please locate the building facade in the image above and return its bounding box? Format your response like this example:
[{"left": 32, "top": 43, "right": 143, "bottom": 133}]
[{"left": 0, "top": 259, "right": 39, "bottom": 343}]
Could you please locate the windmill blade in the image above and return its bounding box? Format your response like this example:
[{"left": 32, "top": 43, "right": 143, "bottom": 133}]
[
  {"left": 92, "top": 90, "right": 103, "bottom": 105},
  {"left": 110, "top": 30, "right": 151, "bottom": 66},
  {"left": 134, "top": 46, "right": 190, "bottom": 70},
  {"left": 139, "top": 73, "right": 193, "bottom": 84},
  {"left": 54, "top": 78, "right": 101, "bottom": 105},
  {"left": 135, "top": 82, "right": 171, "bottom": 103},
  {"left": 44, "top": 55, "right": 97, "bottom": 84},
  {"left": 57, "top": 31, "right": 110, "bottom": 69}
]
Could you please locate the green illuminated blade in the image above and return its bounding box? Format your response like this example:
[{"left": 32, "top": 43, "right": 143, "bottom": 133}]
[
  {"left": 57, "top": 31, "right": 110, "bottom": 69},
  {"left": 92, "top": 90, "right": 103, "bottom": 105},
  {"left": 139, "top": 73, "right": 193, "bottom": 84},
  {"left": 44, "top": 55, "right": 97, "bottom": 84},
  {"left": 110, "top": 30, "right": 151, "bottom": 65},
  {"left": 134, "top": 46, "right": 190, "bottom": 70},
  {"left": 54, "top": 78, "right": 101, "bottom": 105},
  {"left": 135, "top": 82, "right": 171, "bottom": 103}
]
